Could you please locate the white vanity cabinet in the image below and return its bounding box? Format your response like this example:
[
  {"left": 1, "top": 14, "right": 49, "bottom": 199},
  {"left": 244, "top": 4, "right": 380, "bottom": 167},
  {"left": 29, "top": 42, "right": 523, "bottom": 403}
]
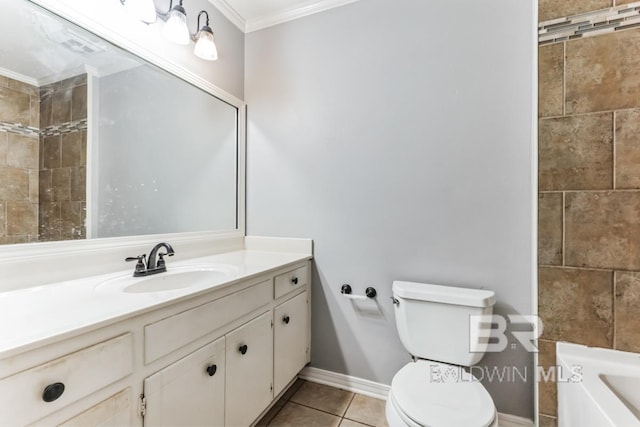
[
  {"left": 143, "top": 280, "right": 272, "bottom": 365},
  {"left": 273, "top": 290, "right": 310, "bottom": 396},
  {"left": 143, "top": 337, "right": 226, "bottom": 427},
  {"left": 140, "top": 262, "right": 310, "bottom": 427},
  {"left": 0, "top": 334, "right": 134, "bottom": 426},
  {"left": 1, "top": 260, "right": 311, "bottom": 427},
  {"left": 225, "top": 311, "right": 274, "bottom": 427}
]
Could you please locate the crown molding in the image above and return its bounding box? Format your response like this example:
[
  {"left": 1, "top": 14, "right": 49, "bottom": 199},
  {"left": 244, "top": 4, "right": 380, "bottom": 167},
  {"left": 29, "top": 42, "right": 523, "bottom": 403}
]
[
  {"left": 1, "top": 65, "right": 103, "bottom": 88},
  {"left": 207, "top": 0, "right": 247, "bottom": 32},
  {"left": 0, "top": 67, "right": 39, "bottom": 87},
  {"left": 246, "top": 0, "right": 360, "bottom": 32},
  {"left": 209, "top": 0, "right": 361, "bottom": 33}
]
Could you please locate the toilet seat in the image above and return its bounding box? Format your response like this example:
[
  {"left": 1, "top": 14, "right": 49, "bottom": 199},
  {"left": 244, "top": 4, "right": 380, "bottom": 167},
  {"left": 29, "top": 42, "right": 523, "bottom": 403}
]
[{"left": 389, "top": 360, "right": 496, "bottom": 427}]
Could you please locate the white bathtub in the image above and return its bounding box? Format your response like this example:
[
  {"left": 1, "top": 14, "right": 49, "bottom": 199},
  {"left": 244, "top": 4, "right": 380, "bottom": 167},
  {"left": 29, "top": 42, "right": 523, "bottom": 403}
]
[{"left": 557, "top": 342, "right": 640, "bottom": 427}]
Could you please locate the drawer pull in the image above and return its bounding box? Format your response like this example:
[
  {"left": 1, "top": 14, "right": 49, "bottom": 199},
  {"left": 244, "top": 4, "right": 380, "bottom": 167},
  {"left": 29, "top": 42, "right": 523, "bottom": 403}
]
[
  {"left": 206, "top": 364, "right": 217, "bottom": 376},
  {"left": 42, "top": 382, "right": 65, "bottom": 402},
  {"left": 239, "top": 344, "right": 248, "bottom": 355},
  {"left": 291, "top": 277, "right": 299, "bottom": 285},
  {"left": 283, "top": 315, "right": 290, "bottom": 324}
]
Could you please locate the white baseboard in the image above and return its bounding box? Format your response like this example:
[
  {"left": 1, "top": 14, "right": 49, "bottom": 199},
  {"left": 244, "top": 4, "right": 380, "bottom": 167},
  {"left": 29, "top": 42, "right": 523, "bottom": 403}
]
[
  {"left": 299, "top": 367, "right": 390, "bottom": 400},
  {"left": 299, "top": 367, "right": 534, "bottom": 427}
]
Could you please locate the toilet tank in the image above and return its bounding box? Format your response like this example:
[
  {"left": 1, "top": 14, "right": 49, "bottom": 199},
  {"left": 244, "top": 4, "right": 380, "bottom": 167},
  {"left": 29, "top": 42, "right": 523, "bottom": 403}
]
[{"left": 392, "top": 281, "right": 496, "bottom": 366}]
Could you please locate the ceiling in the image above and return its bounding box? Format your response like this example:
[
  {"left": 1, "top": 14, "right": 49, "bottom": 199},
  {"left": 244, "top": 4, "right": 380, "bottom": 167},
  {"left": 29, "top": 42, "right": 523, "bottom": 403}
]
[
  {"left": 208, "top": 0, "right": 361, "bottom": 32},
  {"left": 0, "top": 1, "right": 139, "bottom": 85}
]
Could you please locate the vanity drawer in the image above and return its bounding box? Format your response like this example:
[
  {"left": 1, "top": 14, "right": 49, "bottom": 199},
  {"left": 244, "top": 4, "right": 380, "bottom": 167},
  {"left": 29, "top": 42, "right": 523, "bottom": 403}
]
[
  {"left": 0, "top": 333, "right": 133, "bottom": 426},
  {"left": 274, "top": 264, "right": 309, "bottom": 299},
  {"left": 145, "top": 279, "right": 272, "bottom": 364}
]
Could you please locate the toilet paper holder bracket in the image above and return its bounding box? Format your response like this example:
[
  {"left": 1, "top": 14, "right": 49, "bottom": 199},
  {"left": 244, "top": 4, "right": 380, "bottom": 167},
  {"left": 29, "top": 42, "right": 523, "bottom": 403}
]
[{"left": 341, "top": 284, "right": 377, "bottom": 299}]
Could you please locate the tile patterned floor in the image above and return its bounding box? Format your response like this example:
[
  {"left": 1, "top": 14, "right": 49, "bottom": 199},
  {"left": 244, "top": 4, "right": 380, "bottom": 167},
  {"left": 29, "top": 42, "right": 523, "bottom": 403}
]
[{"left": 257, "top": 379, "right": 389, "bottom": 427}]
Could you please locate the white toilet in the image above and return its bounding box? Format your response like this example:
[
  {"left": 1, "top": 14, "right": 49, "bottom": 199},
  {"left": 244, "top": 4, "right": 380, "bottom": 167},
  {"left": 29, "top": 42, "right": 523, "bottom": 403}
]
[{"left": 386, "top": 280, "right": 499, "bottom": 427}]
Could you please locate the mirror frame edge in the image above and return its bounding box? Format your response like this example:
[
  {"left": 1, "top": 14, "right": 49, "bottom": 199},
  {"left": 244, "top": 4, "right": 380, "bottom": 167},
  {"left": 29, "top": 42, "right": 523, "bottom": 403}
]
[{"left": 0, "top": 0, "right": 246, "bottom": 262}]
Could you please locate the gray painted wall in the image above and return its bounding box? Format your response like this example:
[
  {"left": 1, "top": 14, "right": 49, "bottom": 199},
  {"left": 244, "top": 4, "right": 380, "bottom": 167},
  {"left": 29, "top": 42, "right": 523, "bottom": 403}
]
[{"left": 245, "top": 0, "right": 535, "bottom": 419}]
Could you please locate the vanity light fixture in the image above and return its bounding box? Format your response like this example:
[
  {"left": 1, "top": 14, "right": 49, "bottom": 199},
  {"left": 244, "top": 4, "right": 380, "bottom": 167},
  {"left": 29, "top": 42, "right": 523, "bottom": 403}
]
[
  {"left": 119, "top": 0, "right": 157, "bottom": 24},
  {"left": 118, "top": 0, "right": 218, "bottom": 60},
  {"left": 161, "top": 0, "right": 190, "bottom": 45},
  {"left": 192, "top": 11, "right": 218, "bottom": 61}
]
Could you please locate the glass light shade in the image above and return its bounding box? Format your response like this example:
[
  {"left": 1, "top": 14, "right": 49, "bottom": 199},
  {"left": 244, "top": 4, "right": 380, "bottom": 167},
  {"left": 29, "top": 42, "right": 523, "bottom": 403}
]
[
  {"left": 123, "top": 0, "right": 157, "bottom": 24},
  {"left": 162, "top": 6, "right": 190, "bottom": 45},
  {"left": 194, "top": 28, "right": 218, "bottom": 61}
]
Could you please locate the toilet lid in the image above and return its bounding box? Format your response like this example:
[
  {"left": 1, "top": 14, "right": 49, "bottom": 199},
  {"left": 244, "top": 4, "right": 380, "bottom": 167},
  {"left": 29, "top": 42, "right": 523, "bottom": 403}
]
[{"left": 390, "top": 361, "right": 496, "bottom": 427}]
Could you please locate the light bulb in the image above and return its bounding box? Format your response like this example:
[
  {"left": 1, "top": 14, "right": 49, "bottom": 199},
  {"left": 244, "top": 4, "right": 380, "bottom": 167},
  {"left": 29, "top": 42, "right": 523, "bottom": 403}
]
[
  {"left": 123, "top": 0, "right": 157, "bottom": 24},
  {"left": 162, "top": 5, "right": 189, "bottom": 45},
  {"left": 194, "top": 27, "right": 217, "bottom": 60}
]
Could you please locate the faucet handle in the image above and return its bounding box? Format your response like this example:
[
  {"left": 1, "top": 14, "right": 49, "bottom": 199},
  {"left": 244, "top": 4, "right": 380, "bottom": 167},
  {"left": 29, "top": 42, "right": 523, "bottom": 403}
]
[
  {"left": 125, "top": 254, "right": 147, "bottom": 272},
  {"left": 157, "top": 252, "right": 171, "bottom": 268}
]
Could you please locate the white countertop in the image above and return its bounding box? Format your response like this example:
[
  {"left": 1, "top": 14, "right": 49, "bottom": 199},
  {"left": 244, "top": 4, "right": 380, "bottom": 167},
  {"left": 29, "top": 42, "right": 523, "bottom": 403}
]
[{"left": 0, "top": 249, "right": 311, "bottom": 360}]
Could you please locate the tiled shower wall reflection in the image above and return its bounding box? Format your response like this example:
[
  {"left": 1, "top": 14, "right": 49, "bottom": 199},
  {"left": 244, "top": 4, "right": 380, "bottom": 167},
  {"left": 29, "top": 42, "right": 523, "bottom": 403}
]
[
  {"left": 538, "top": 1, "right": 640, "bottom": 426},
  {"left": 0, "top": 73, "right": 86, "bottom": 244},
  {"left": 0, "top": 77, "right": 40, "bottom": 244},
  {"left": 39, "top": 75, "right": 87, "bottom": 241}
]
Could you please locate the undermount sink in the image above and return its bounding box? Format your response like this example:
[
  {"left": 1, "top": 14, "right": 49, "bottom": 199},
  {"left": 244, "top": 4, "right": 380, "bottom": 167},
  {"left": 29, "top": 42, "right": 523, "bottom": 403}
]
[{"left": 95, "top": 265, "right": 237, "bottom": 293}]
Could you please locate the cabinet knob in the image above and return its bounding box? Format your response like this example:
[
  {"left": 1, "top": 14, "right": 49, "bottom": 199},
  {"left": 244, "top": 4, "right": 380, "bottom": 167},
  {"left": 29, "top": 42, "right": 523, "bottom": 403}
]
[
  {"left": 239, "top": 344, "right": 248, "bottom": 355},
  {"left": 42, "top": 382, "right": 65, "bottom": 402},
  {"left": 283, "top": 315, "right": 290, "bottom": 324},
  {"left": 291, "top": 277, "right": 299, "bottom": 285},
  {"left": 206, "top": 364, "right": 217, "bottom": 376}
]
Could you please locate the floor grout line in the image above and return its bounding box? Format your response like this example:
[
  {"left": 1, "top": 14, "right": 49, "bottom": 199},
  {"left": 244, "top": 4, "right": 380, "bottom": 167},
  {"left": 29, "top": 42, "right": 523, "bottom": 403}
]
[
  {"left": 343, "top": 392, "right": 356, "bottom": 416},
  {"left": 343, "top": 416, "right": 376, "bottom": 426},
  {"left": 265, "top": 379, "right": 386, "bottom": 427},
  {"left": 287, "top": 400, "right": 351, "bottom": 419}
]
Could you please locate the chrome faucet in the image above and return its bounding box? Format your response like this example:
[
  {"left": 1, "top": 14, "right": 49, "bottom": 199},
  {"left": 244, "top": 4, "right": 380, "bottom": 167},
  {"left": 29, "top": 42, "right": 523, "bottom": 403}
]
[{"left": 126, "top": 242, "right": 175, "bottom": 277}]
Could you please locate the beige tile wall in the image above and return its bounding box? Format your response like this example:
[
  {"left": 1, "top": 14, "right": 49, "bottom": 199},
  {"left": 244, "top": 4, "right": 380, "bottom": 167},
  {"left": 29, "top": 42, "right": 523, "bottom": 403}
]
[
  {"left": 538, "top": 2, "right": 640, "bottom": 425},
  {"left": 39, "top": 75, "right": 87, "bottom": 241},
  {"left": 539, "top": 0, "right": 637, "bottom": 22},
  {"left": 0, "top": 73, "right": 87, "bottom": 244},
  {"left": 0, "top": 77, "right": 40, "bottom": 244}
]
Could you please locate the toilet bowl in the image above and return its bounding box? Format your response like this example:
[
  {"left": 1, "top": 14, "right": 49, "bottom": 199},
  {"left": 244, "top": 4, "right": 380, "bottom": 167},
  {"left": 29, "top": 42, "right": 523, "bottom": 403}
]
[
  {"left": 387, "top": 281, "right": 498, "bottom": 427},
  {"left": 385, "top": 361, "right": 498, "bottom": 427}
]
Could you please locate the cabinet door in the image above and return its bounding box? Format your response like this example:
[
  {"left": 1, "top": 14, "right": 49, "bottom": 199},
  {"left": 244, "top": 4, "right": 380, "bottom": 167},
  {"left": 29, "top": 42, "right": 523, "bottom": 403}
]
[
  {"left": 143, "top": 337, "right": 225, "bottom": 427},
  {"left": 225, "top": 311, "right": 273, "bottom": 427},
  {"left": 273, "top": 291, "right": 309, "bottom": 396}
]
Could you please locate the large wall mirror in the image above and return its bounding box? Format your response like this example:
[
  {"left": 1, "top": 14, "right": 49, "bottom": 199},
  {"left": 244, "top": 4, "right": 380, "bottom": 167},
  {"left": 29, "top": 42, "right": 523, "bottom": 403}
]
[{"left": 0, "top": 0, "right": 239, "bottom": 246}]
